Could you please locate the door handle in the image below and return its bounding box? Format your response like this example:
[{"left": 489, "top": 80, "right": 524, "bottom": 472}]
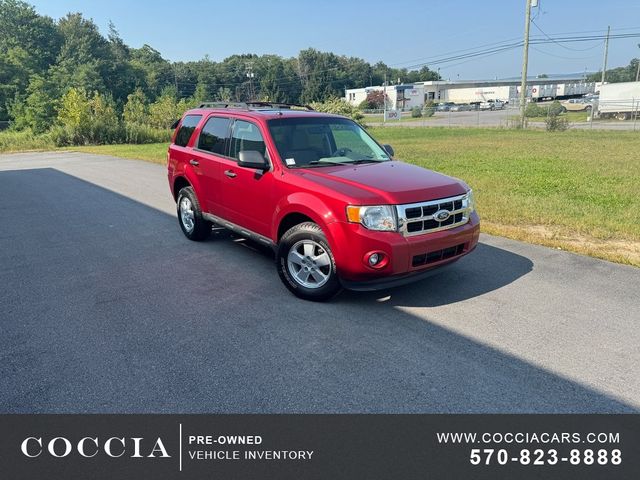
[
  {"left": 224, "top": 170, "right": 237, "bottom": 178},
  {"left": 189, "top": 159, "right": 199, "bottom": 166}
]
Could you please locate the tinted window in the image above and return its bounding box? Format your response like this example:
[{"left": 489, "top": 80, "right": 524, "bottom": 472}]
[
  {"left": 198, "top": 116, "right": 231, "bottom": 155},
  {"left": 229, "top": 120, "right": 266, "bottom": 160},
  {"left": 174, "top": 115, "right": 201, "bottom": 147}
]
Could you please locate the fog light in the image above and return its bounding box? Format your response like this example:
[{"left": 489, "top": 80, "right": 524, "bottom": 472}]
[{"left": 364, "top": 251, "right": 388, "bottom": 269}]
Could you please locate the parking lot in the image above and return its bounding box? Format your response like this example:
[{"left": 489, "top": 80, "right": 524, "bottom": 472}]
[
  {"left": 1, "top": 151, "right": 639, "bottom": 413},
  {"left": 365, "top": 108, "right": 640, "bottom": 130}
]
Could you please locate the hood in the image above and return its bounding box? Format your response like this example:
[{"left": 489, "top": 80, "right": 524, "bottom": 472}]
[{"left": 295, "top": 161, "right": 468, "bottom": 205}]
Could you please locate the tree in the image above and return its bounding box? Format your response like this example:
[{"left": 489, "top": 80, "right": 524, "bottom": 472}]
[
  {"left": 57, "top": 87, "right": 91, "bottom": 131},
  {"left": 0, "top": 0, "right": 61, "bottom": 120},
  {"left": 148, "top": 86, "right": 183, "bottom": 128},
  {"left": 123, "top": 88, "right": 148, "bottom": 125},
  {"left": 130, "top": 44, "right": 173, "bottom": 99},
  {"left": 359, "top": 90, "right": 386, "bottom": 109},
  {"left": 9, "top": 74, "right": 59, "bottom": 132},
  {"left": 587, "top": 58, "right": 640, "bottom": 83}
]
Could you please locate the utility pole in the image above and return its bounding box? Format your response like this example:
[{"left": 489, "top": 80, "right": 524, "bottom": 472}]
[
  {"left": 245, "top": 62, "right": 256, "bottom": 101},
  {"left": 601, "top": 26, "right": 610, "bottom": 84},
  {"left": 636, "top": 44, "right": 640, "bottom": 81},
  {"left": 519, "top": 0, "right": 533, "bottom": 129}
]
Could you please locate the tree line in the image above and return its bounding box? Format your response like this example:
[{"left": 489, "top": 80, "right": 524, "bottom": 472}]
[{"left": 0, "top": 0, "right": 440, "bottom": 142}]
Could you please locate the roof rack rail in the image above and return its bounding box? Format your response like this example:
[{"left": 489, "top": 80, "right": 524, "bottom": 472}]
[{"left": 198, "top": 101, "right": 314, "bottom": 111}]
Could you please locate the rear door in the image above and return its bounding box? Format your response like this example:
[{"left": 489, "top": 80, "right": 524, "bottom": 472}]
[
  {"left": 192, "top": 115, "right": 232, "bottom": 214},
  {"left": 218, "top": 119, "right": 275, "bottom": 238}
]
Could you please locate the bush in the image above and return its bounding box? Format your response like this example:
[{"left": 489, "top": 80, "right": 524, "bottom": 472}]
[
  {"left": 547, "top": 100, "right": 565, "bottom": 117},
  {"left": 0, "top": 128, "right": 55, "bottom": 152},
  {"left": 411, "top": 107, "right": 422, "bottom": 118},
  {"left": 124, "top": 123, "right": 171, "bottom": 144},
  {"left": 358, "top": 91, "right": 385, "bottom": 110},
  {"left": 525, "top": 100, "right": 565, "bottom": 118},
  {"left": 358, "top": 99, "right": 375, "bottom": 110},
  {"left": 56, "top": 88, "right": 124, "bottom": 145},
  {"left": 525, "top": 102, "right": 544, "bottom": 118},
  {"left": 545, "top": 116, "right": 569, "bottom": 132},
  {"left": 309, "top": 98, "right": 364, "bottom": 122},
  {"left": 422, "top": 101, "right": 435, "bottom": 117}
]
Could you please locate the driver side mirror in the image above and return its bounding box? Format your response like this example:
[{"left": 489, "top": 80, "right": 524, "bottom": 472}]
[
  {"left": 382, "top": 144, "right": 395, "bottom": 157},
  {"left": 238, "top": 150, "right": 269, "bottom": 171}
]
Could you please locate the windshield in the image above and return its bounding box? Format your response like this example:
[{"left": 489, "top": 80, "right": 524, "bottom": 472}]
[{"left": 267, "top": 117, "right": 390, "bottom": 168}]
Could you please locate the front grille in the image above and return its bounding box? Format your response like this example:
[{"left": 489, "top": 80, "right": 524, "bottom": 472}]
[
  {"left": 412, "top": 244, "right": 465, "bottom": 267},
  {"left": 397, "top": 193, "right": 471, "bottom": 236}
]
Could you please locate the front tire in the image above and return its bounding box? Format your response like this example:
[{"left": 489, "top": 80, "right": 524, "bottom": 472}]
[
  {"left": 177, "top": 186, "right": 211, "bottom": 241},
  {"left": 277, "top": 222, "right": 342, "bottom": 301}
]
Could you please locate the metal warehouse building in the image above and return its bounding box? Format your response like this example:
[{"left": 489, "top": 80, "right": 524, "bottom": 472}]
[{"left": 345, "top": 77, "right": 596, "bottom": 110}]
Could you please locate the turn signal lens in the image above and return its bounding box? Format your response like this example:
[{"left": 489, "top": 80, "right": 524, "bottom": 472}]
[{"left": 346, "top": 206, "right": 361, "bottom": 223}]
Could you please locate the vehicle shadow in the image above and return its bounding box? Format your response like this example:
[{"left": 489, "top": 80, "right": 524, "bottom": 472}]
[
  {"left": 338, "top": 243, "right": 533, "bottom": 307},
  {"left": 0, "top": 167, "right": 635, "bottom": 414}
]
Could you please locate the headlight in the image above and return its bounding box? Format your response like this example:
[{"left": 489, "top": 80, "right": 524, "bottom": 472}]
[
  {"left": 465, "top": 189, "right": 475, "bottom": 212},
  {"left": 346, "top": 205, "right": 397, "bottom": 231}
]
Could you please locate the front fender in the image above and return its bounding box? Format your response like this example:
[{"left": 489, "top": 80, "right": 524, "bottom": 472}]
[{"left": 272, "top": 192, "right": 340, "bottom": 244}]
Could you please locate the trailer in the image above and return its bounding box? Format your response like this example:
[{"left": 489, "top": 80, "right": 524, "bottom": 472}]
[
  {"left": 595, "top": 81, "right": 640, "bottom": 120},
  {"left": 441, "top": 86, "right": 513, "bottom": 104}
]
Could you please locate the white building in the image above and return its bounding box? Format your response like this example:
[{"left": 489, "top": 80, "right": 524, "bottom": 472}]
[{"left": 345, "top": 77, "right": 596, "bottom": 109}]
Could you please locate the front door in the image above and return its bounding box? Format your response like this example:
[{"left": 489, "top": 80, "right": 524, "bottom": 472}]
[{"left": 219, "top": 119, "right": 274, "bottom": 238}]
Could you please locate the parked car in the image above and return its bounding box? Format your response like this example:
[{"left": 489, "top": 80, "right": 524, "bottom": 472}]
[
  {"left": 561, "top": 98, "right": 594, "bottom": 112},
  {"left": 450, "top": 104, "right": 472, "bottom": 112},
  {"left": 436, "top": 102, "right": 455, "bottom": 112},
  {"left": 167, "top": 102, "right": 480, "bottom": 301},
  {"left": 479, "top": 99, "right": 506, "bottom": 111}
]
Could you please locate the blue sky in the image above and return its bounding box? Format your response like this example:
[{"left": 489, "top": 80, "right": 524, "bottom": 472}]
[{"left": 29, "top": 0, "right": 640, "bottom": 80}]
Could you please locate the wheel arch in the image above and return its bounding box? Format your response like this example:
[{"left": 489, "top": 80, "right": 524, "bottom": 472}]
[
  {"left": 273, "top": 193, "right": 339, "bottom": 245},
  {"left": 172, "top": 175, "right": 191, "bottom": 200}
]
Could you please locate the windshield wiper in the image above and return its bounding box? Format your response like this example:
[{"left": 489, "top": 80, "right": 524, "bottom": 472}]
[
  {"left": 308, "top": 159, "right": 351, "bottom": 165},
  {"left": 343, "top": 159, "right": 383, "bottom": 164}
]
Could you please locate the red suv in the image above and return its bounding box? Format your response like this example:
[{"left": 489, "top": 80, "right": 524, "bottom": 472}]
[{"left": 168, "top": 102, "right": 479, "bottom": 301}]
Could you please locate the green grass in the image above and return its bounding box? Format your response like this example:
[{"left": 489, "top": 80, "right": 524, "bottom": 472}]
[
  {"left": 526, "top": 111, "right": 589, "bottom": 123},
  {"left": 66, "top": 143, "right": 169, "bottom": 163}
]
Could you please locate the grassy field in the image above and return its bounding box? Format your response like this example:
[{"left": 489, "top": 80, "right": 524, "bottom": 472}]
[
  {"left": 526, "top": 111, "right": 589, "bottom": 123},
  {"left": 69, "top": 143, "right": 168, "bottom": 163},
  {"left": 23, "top": 128, "right": 640, "bottom": 266}
]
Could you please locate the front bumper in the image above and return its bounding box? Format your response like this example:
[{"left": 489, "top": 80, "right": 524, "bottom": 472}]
[{"left": 327, "top": 212, "right": 480, "bottom": 289}]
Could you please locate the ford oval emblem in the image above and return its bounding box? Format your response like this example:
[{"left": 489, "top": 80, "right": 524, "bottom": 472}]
[{"left": 434, "top": 209, "right": 451, "bottom": 221}]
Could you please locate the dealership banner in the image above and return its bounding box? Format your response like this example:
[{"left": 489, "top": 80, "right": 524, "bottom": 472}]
[{"left": 0, "top": 415, "right": 638, "bottom": 479}]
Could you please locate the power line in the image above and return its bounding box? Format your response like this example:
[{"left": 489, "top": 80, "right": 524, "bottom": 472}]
[{"left": 531, "top": 19, "right": 604, "bottom": 52}]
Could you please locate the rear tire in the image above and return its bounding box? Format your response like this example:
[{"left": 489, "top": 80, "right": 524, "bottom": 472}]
[
  {"left": 177, "top": 186, "right": 211, "bottom": 241},
  {"left": 276, "top": 222, "right": 342, "bottom": 301}
]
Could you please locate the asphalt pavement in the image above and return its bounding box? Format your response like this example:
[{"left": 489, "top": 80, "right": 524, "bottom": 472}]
[{"left": 1, "top": 151, "right": 638, "bottom": 413}]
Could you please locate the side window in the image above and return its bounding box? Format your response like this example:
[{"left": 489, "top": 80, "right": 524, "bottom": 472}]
[
  {"left": 198, "top": 116, "right": 231, "bottom": 155},
  {"left": 174, "top": 115, "right": 201, "bottom": 147},
  {"left": 229, "top": 120, "right": 266, "bottom": 160}
]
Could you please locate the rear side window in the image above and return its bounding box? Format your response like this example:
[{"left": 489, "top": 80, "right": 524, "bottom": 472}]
[
  {"left": 174, "top": 115, "right": 201, "bottom": 147},
  {"left": 198, "top": 117, "right": 231, "bottom": 155},
  {"left": 229, "top": 120, "right": 266, "bottom": 160}
]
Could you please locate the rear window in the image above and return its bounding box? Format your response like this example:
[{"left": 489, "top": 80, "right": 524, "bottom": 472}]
[
  {"left": 198, "top": 116, "right": 231, "bottom": 155},
  {"left": 174, "top": 115, "right": 201, "bottom": 147}
]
